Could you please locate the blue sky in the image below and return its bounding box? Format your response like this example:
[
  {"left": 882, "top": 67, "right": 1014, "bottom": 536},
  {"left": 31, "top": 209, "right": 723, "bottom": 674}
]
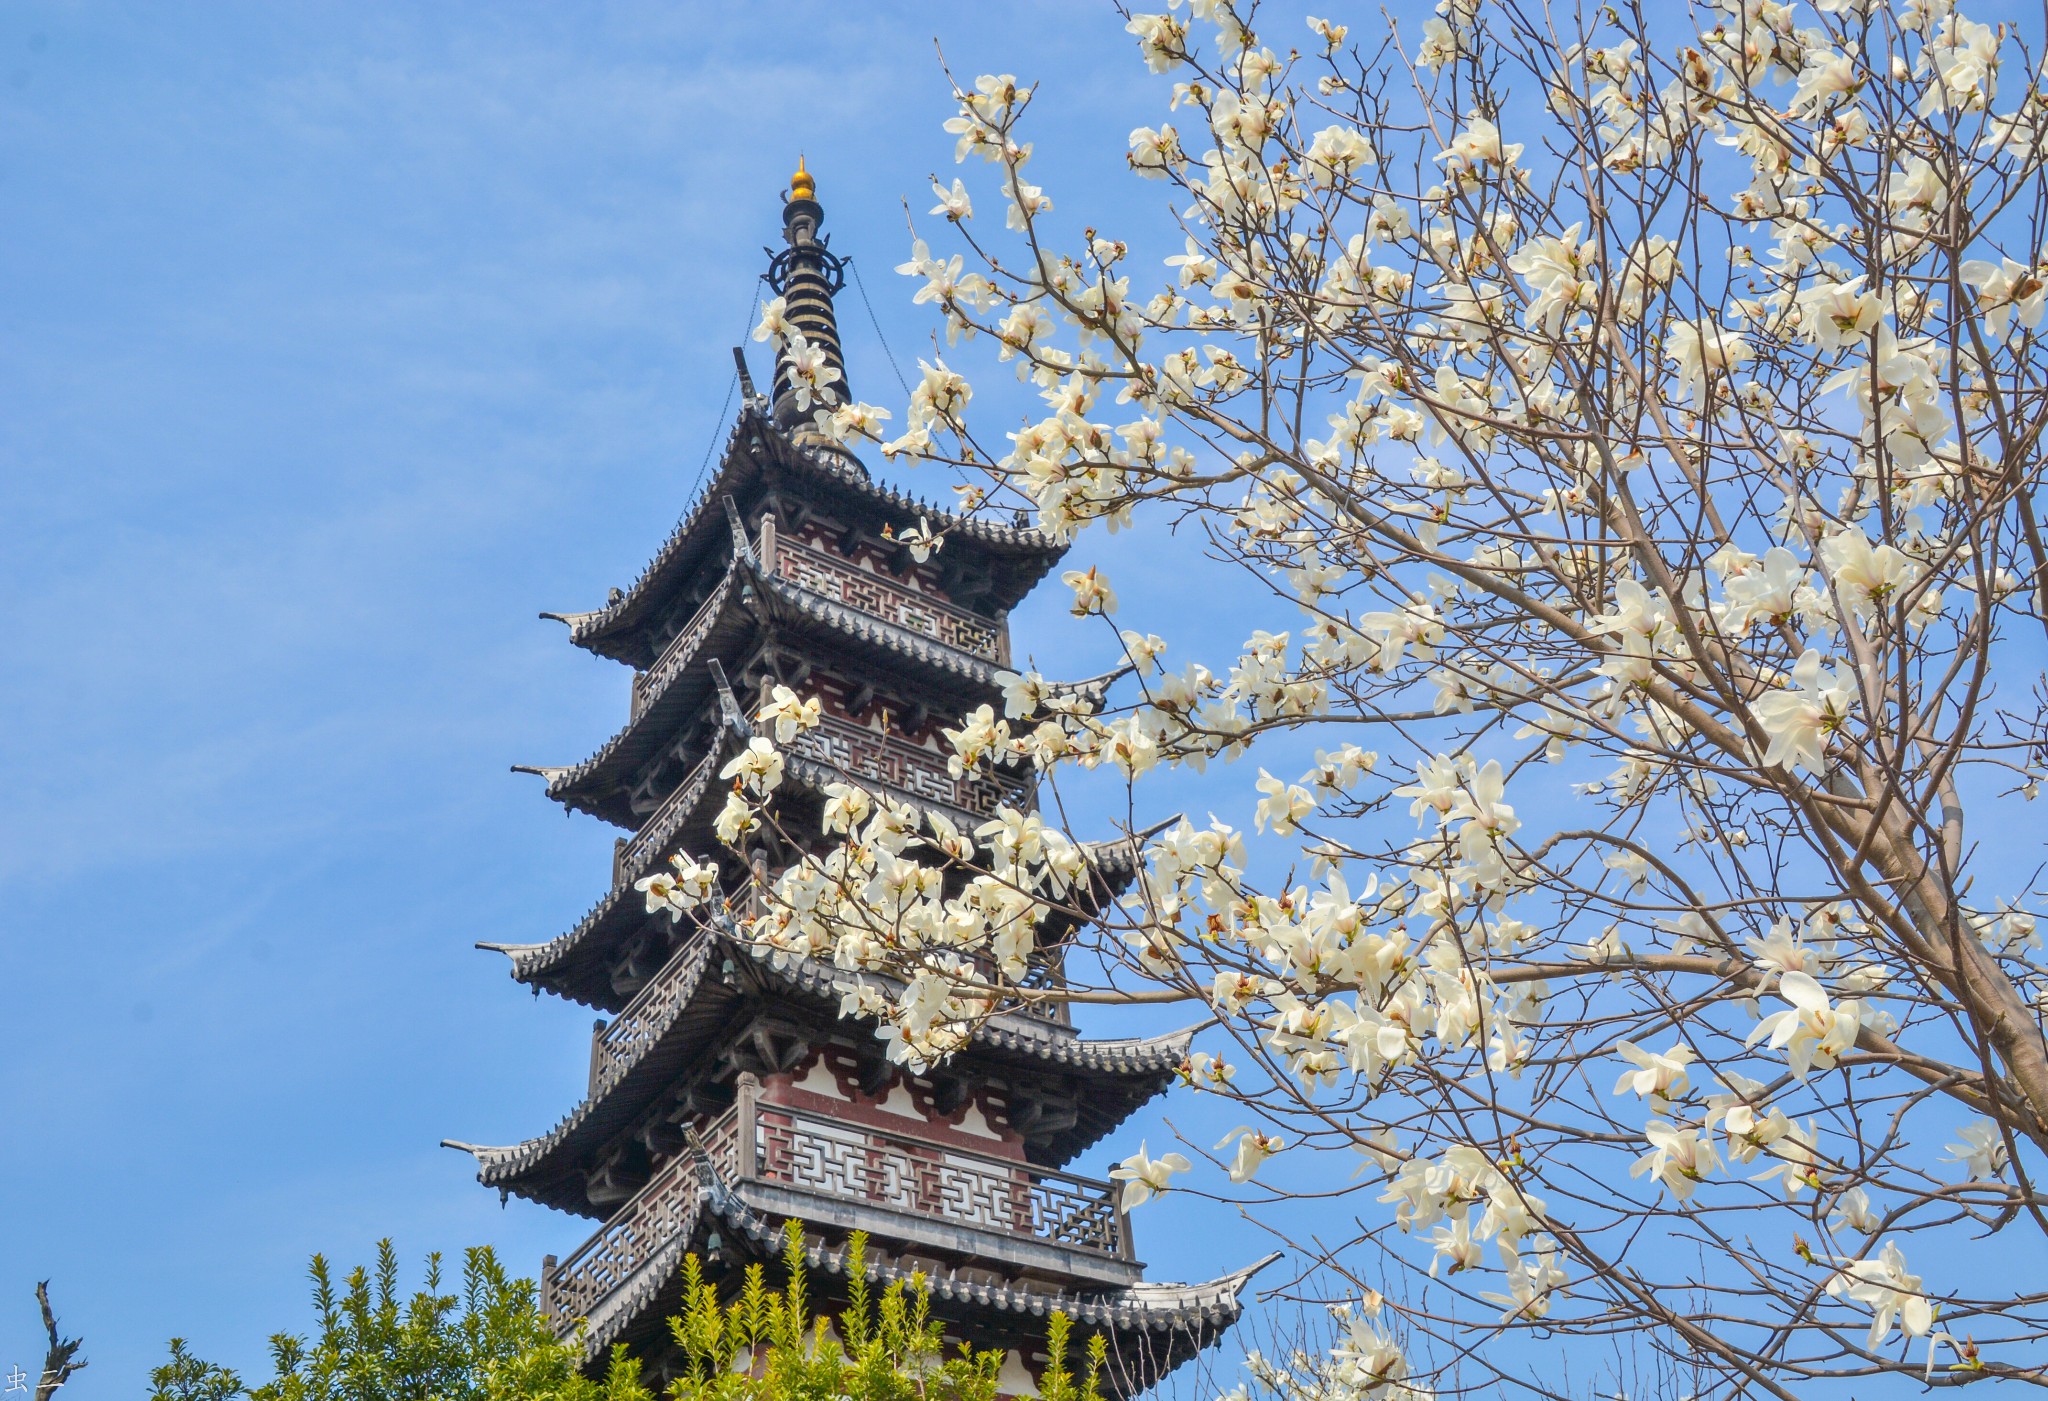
[{"left": 0, "top": 1, "right": 1289, "bottom": 1391}]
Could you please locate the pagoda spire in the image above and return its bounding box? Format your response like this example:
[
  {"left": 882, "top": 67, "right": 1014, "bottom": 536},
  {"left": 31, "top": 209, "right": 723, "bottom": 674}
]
[{"left": 766, "top": 157, "right": 849, "bottom": 430}]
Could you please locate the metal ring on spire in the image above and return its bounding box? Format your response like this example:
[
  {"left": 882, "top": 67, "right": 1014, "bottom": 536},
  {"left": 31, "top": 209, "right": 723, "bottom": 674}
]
[{"left": 763, "top": 242, "right": 847, "bottom": 295}]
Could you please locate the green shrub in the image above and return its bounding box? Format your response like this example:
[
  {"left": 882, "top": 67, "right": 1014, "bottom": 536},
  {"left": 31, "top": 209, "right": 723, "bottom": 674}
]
[{"left": 153, "top": 1225, "right": 1104, "bottom": 1401}]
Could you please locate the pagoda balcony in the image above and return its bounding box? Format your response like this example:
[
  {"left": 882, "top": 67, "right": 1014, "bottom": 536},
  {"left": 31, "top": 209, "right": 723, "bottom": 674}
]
[
  {"left": 613, "top": 747, "right": 724, "bottom": 889},
  {"left": 768, "top": 532, "right": 1002, "bottom": 663},
  {"left": 788, "top": 713, "right": 1027, "bottom": 819},
  {"left": 611, "top": 714, "right": 1029, "bottom": 891},
  {"left": 543, "top": 1093, "right": 1135, "bottom": 1330},
  {"left": 631, "top": 576, "right": 737, "bottom": 719}
]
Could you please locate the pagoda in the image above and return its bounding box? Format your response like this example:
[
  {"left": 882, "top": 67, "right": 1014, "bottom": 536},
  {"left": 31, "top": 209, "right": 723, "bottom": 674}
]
[{"left": 447, "top": 164, "right": 1268, "bottom": 1396}]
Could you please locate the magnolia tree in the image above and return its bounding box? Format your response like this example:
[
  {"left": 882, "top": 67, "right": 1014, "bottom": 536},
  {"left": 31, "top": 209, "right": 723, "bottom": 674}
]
[{"left": 646, "top": 0, "right": 2048, "bottom": 1393}]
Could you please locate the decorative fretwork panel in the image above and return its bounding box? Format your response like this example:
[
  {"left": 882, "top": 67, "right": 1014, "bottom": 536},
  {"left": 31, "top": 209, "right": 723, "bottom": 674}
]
[
  {"left": 543, "top": 1095, "right": 1128, "bottom": 1330},
  {"left": 544, "top": 1149, "right": 699, "bottom": 1324},
  {"left": 588, "top": 932, "right": 709, "bottom": 1090},
  {"left": 722, "top": 1104, "right": 1125, "bottom": 1258},
  {"left": 632, "top": 578, "right": 733, "bottom": 718},
  {"left": 616, "top": 747, "right": 721, "bottom": 887},
  {"left": 793, "top": 715, "right": 1024, "bottom": 818},
  {"left": 774, "top": 538, "right": 1000, "bottom": 660}
]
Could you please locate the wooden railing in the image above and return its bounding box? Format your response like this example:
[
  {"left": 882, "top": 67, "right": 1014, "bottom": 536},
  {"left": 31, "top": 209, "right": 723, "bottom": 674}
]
[
  {"left": 543, "top": 1146, "right": 701, "bottom": 1326},
  {"left": 632, "top": 578, "right": 733, "bottom": 719},
  {"left": 544, "top": 1088, "right": 1128, "bottom": 1328},
  {"left": 704, "top": 1096, "right": 1128, "bottom": 1258},
  {"left": 790, "top": 714, "right": 1027, "bottom": 818},
  {"left": 586, "top": 931, "right": 711, "bottom": 1092},
  {"left": 771, "top": 536, "right": 1001, "bottom": 661}
]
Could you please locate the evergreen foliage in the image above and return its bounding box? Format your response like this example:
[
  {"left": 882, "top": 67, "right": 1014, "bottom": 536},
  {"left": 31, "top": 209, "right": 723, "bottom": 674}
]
[
  {"left": 149, "top": 1341, "right": 245, "bottom": 1401},
  {"left": 644, "top": 1223, "right": 1106, "bottom": 1401},
  {"left": 149, "top": 1225, "right": 1105, "bottom": 1401},
  {"left": 148, "top": 1242, "right": 591, "bottom": 1401}
]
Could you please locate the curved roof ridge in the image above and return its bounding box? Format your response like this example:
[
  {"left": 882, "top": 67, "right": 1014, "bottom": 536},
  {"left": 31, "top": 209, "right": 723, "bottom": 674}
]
[
  {"left": 461, "top": 945, "right": 1189, "bottom": 1201},
  {"left": 755, "top": 567, "right": 1002, "bottom": 682},
  {"left": 564, "top": 415, "right": 755, "bottom": 650},
  {"left": 1116, "top": 1250, "right": 1282, "bottom": 1303},
  {"left": 505, "top": 883, "right": 629, "bottom": 983},
  {"left": 466, "top": 934, "right": 726, "bottom": 1184},
  {"left": 547, "top": 562, "right": 1006, "bottom": 819},
  {"left": 562, "top": 1151, "right": 1266, "bottom": 1366},
  {"left": 564, "top": 410, "right": 1067, "bottom": 656}
]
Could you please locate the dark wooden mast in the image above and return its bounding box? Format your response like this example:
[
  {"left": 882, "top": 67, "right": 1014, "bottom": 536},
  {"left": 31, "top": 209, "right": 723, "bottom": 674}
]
[{"left": 450, "top": 164, "right": 1268, "bottom": 1396}]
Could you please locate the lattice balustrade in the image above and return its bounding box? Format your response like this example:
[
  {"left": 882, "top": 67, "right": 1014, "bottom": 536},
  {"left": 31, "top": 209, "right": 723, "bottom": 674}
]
[
  {"left": 587, "top": 932, "right": 709, "bottom": 1089},
  {"left": 544, "top": 1149, "right": 700, "bottom": 1324},
  {"left": 632, "top": 579, "right": 733, "bottom": 718},
  {"left": 545, "top": 1096, "right": 1126, "bottom": 1328},
  {"left": 750, "top": 1105, "right": 1125, "bottom": 1257},
  {"left": 793, "top": 715, "right": 1025, "bottom": 818},
  {"left": 773, "top": 538, "right": 1000, "bottom": 661},
  {"left": 615, "top": 748, "right": 721, "bottom": 887}
]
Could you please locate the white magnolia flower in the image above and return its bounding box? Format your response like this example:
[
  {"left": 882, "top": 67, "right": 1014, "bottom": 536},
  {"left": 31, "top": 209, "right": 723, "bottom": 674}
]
[
  {"left": 1794, "top": 275, "right": 1883, "bottom": 350},
  {"left": 1216, "top": 1126, "right": 1286, "bottom": 1182},
  {"left": 1304, "top": 124, "right": 1377, "bottom": 185},
  {"left": 1790, "top": 47, "right": 1862, "bottom": 114},
  {"left": 1426, "top": 1211, "right": 1482, "bottom": 1276},
  {"left": 1825, "top": 1240, "right": 1933, "bottom": 1346},
  {"left": 1960, "top": 255, "right": 2047, "bottom": 339},
  {"left": 635, "top": 856, "right": 717, "bottom": 920},
  {"left": 896, "top": 515, "right": 941, "bottom": 563},
  {"left": 1254, "top": 770, "right": 1316, "bottom": 834},
  {"left": 1481, "top": 1241, "right": 1570, "bottom": 1321},
  {"left": 1746, "top": 971, "right": 1863, "bottom": 1077},
  {"left": 819, "top": 400, "right": 893, "bottom": 443},
  {"left": 755, "top": 685, "right": 821, "bottom": 743},
  {"left": 1061, "top": 565, "right": 1118, "bottom": 616},
  {"left": 781, "top": 335, "right": 842, "bottom": 411},
  {"left": 1820, "top": 529, "right": 1922, "bottom": 621},
  {"left": 1941, "top": 1119, "right": 2008, "bottom": 1180},
  {"left": 1613, "top": 1040, "right": 1697, "bottom": 1106},
  {"left": 929, "top": 177, "right": 973, "bottom": 222},
  {"left": 1829, "top": 1186, "right": 1882, "bottom": 1236},
  {"left": 1665, "top": 319, "right": 1753, "bottom": 405},
  {"left": 720, "top": 736, "right": 786, "bottom": 795},
  {"left": 1632, "top": 1121, "right": 1718, "bottom": 1199},
  {"left": 713, "top": 789, "right": 758, "bottom": 845},
  {"left": 1752, "top": 650, "right": 1856, "bottom": 775},
  {"left": 1111, "top": 1142, "right": 1191, "bottom": 1206},
  {"left": 1439, "top": 116, "right": 1522, "bottom": 167},
  {"left": 752, "top": 295, "right": 792, "bottom": 346},
  {"left": 1125, "top": 12, "right": 1188, "bottom": 74}
]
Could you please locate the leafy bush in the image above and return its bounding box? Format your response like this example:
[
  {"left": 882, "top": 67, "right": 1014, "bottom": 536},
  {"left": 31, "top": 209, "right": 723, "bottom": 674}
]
[{"left": 152, "top": 1226, "right": 1103, "bottom": 1401}]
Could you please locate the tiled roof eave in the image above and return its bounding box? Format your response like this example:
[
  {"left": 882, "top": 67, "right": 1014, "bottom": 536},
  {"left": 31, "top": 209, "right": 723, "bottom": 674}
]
[
  {"left": 754, "top": 568, "right": 1003, "bottom": 688},
  {"left": 567, "top": 417, "right": 763, "bottom": 656},
  {"left": 560, "top": 1160, "right": 1267, "bottom": 1365},
  {"left": 508, "top": 752, "right": 1016, "bottom": 998},
  {"left": 564, "top": 408, "right": 1069, "bottom": 657},
  {"left": 547, "top": 566, "right": 1010, "bottom": 820},
  {"left": 507, "top": 815, "right": 1152, "bottom": 1011},
  {"left": 455, "top": 949, "right": 1198, "bottom": 1199}
]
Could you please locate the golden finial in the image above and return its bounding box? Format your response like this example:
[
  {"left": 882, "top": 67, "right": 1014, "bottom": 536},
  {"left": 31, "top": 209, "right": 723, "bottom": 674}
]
[{"left": 789, "top": 155, "right": 815, "bottom": 201}]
